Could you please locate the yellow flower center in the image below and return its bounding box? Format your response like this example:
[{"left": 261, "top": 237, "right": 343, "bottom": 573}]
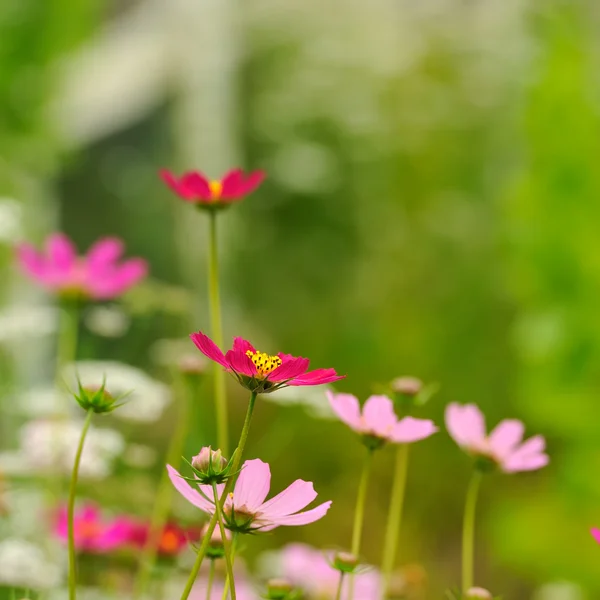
[
  {"left": 245, "top": 350, "right": 282, "bottom": 377},
  {"left": 209, "top": 180, "right": 223, "bottom": 199}
]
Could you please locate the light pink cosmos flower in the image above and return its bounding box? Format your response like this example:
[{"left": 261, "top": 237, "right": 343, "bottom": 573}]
[
  {"left": 16, "top": 233, "right": 147, "bottom": 300},
  {"left": 327, "top": 391, "right": 437, "bottom": 447},
  {"left": 190, "top": 332, "right": 345, "bottom": 393},
  {"left": 55, "top": 503, "right": 132, "bottom": 553},
  {"left": 445, "top": 403, "right": 549, "bottom": 473},
  {"left": 279, "top": 543, "right": 381, "bottom": 600},
  {"left": 160, "top": 168, "right": 265, "bottom": 206},
  {"left": 168, "top": 458, "right": 332, "bottom": 533}
]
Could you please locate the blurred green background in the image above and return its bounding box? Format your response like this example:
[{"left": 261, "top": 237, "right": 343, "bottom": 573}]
[{"left": 1, "top": 0, "right": 600, "bottom": 598}]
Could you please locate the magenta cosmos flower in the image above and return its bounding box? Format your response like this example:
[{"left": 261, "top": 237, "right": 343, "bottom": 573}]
[
  {"left": 445, "top": 403, "right": 549, "bottom": 473},
  {"left": 190, "top": 332, "right": 345, "bottom": 393},
  {"left": 160, "top": 168, "right": 265, "bottom": 207},
  {"left": 16, "top": 233, "right": 147, "bottom": 300},
  {"left": 591, "top": 528, "right": 600, "bottom": 545},
  {"left": 327, "top": 391, "right": 437, "bottom": 449},
  {"left": 168, "top": 458, "right": 332, "bottom": 533},
  {"left": 55, "top": 503, "right": 132, "bottom": 553}
]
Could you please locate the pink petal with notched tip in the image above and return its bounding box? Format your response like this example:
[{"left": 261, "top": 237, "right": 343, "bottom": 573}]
[
  {"left": 259, "top": 480, "right": 318, "bottom": 519},
  {"left": 391, "top": 417, "right": 438, "bottom": 443},
  {"left": 233, "top": 459, "right": 271, "bottom": 513},
  {"left": 86, "top": 238, "right": 124, "bottom": 269},
  {"left": 232, "top": 337, "right": 256, "bottom": 354},
  {"left": 503, "top": 452, "right": 549, "bottom": 473},
  {"left": 269, "top": 501, "right": 332, "bottom": 526},
  {"left": 288, "top": 368, "right": 345, "bottom": 386},
  {"left": 47, "top": 234, "right": 77, "bottom": 272},
  {"left": 445, "top": 403, "right": 486, "bottom": 449},
  {"left": 167, "top": 465, "right": 214, "bottom": 512},
  {"left": 327, "top": 391, "right": 362, "bottom": 431},
  {"left": 225, "top": 348, "right": 257, "bottom": 377},
  {"left": 268, "top": 356, "right": 310, "bottom": 382},
  {"left": 488, "top": 419, "right": 525, "bottom": 459},
  {"left": 190, "top": 332, "right": 229, "bottom": 368},
  {"left": 362, "top": 395, "right": 397, "bottom": 437}
]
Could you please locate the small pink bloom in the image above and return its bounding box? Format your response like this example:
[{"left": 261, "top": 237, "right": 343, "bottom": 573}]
[
  {"left": 16, "top": 233, "right": 147, "bottom": 300},
  {"left": 128, "top": 521, "right": 199, "bottom": 556},
  {"left": 591, "top": 528, "right": 600, "bottom": 544},
  {"left": 54, "top": 503, "right": 132, "bottom": 553},
  {"left": 445, "top": 403, "right": 549, "bottom": 473},
  {"left": 327, "top": 391, "right": 437, "bottom": 446},
  {"left": 160, "top": 168, "right": 265, "bottom": 206},
  {"left": 168, "top": 458, "right": 331, "bottom": 533},
  {"left": 190, "top": 332, "right": 345, "bottom": 393}
]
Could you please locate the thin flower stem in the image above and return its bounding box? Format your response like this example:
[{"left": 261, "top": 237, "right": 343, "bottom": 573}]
[
  {"left": 55, "top": 301, "right": 79, "bottom": 393},
  {"left": 381, "top": 444, "right": 410, "bottom": 596},
  {"left": 213, "top": 481, "right": 236, "bottom": 600},
  {"left": 205, "top": 560, "right": 216, "bottom": 600},
  {"left": 334, "top": 572, "right": 345, "bottom": 600},
  {"left": 179, "top": 392, "right": 257, "bottom": 600},
  {"left": 208, "top": 209, "right": 229, "bottom": 454},
  {"left": 133, "top": 372, "right": 192, "bottom": 598},
  {"left": 462, "top": 469, "right": 483, "bottom": 592},
  {"left": 67, "top": 408, "right": 94, "bottom": 600},
  {"left": 348, "top": 448, "right": 373, "bottom": 600}
]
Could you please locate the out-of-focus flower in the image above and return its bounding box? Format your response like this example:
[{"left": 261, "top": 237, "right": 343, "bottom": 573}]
[
  {"left": 12, "top": 418, "right": 124, "bottom": 478},
  {"left": 128, "top": 521, "right": 199, "bottom": 557},
  {"left": 66, "top": 361, "right": 172, "bottom": 422},
  {"left": 0, "top": 305, "right": 57, "bottom": 344},
  {"left": 590, "top": 528, "right": 600, "bottom": 544},
  {"left": 168, "top": 458, "right": 331, "bottom": 533},
  {"left": 265, "top": 578, "right": 296, "bottom": 600},
  {"left": 160, "top": 168, "right": 265, "bottom": 207},
  {"left": 0, "top": 538, "right": 61, "bottom": 588},
  {"left": 445, "top": 403, "right": 549, "bottom": 473},
  {"left": 16, "top": 233, "right": 147, "bottom": 300},
  {"left": 532, "top": 581, "right": 584, "bottom": 600},
  {"left": 55, "top": 503, "right": 131, "bottom": 553},
  {"left": 84, "top": 304, "right": 130, "bottom": 337},
  {"left": 327, "top": 391, "right": 437, "bottom": 449},
  {"left": 122, "top": 444, "right": 157, "bottom": 469},
  {"left": 0, "top": 197, "right": 23, "bottom": 243},
  {"left": 191, "top": 332, "right": 344, "bottom": 394},
  {"left": 276, "top": 543, "right": 381, "bottom": 599},
  {"left": 466, "top": 588, "right": 493, "bottom": 600}
]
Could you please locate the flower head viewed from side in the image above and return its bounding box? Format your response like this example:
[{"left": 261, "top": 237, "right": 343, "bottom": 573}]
[
  {"left": 327, "top": 391, "right": 438, "bottom": 449},
  {"left": 445, "top": 403, "right": 549, "bottom": 473},
  {"left": 190, "top": 332, "right": 345, "bottom": 393},
  {"left": 16, "top": 234, "right": 148, "bottom": 300},
  {"left": 168, "top": 458, "right": 332, "bottom": 533},
  {"left": 160, "top": 168, "right": 265, "bottom": 207}
]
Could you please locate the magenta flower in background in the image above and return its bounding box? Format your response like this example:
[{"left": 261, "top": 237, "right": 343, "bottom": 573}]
[
  {"left": 160, "top": 168, "right": 265, "bottom": 206},
  {"left": 327, "top": 391, "right": 437, "bottom": 446},
  {"left": 591, "top": 528, "right": 600, "bottom": 544},
  {"left": 279, "top": 543, "right": 381, "bottom": 600},
  {"left": 16, "top": 233, "right": 147, "bottom": 300},
  {"left": 445, "top": 403, "right": 549, "bottom": 472},
  {"left": 168, "top": 458, "right": 332, "bottom": 533},
  {"left": 190, "top": 332, "right": 345, "bottom": 393},
  {"left": 55, "top": 503, "right": 132, "bottom": 553}
]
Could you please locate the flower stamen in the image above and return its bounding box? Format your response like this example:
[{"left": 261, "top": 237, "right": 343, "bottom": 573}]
[
  {"left": 209, "top": 180, "right": 223, "bottom": 199},
  {"left": 246, "top": 350, "right": 282, "bottom": 378}
]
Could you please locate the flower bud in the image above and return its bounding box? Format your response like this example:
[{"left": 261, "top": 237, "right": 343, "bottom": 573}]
[
  {"left": 179, "top": 354, "right": 208, "bottom": 376},
  {"left": 201, "top": 523, "right": 230, "bottom": 560},
  {"left": 466, "top": 588, "right": 493, "bottom": 600},
  {"left": 192, "top": 447, "right": 227, "bottom": 472},
  {"left": 332, "top": 551, "right": 359, "bottom": 574},
  {"left": 73, "top": 381, "right": 119, "bottom": 414},
  {"left": 391, "top": 377, "right": 423, "bottom": 397},
  {"left": 265, "top": 578, "right": 294, "bottom": 600}
]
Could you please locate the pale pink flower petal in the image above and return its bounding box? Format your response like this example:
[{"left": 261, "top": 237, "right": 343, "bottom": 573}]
[
  {"left": 269, "top": 501, "right": 332, "bottom": 526},
  {"left": 488, "top": 419, "right": 525, "bottom": 459},
  {"left": 390, "top": 416, "right": 438, "bottom": 443},
  {"left": 445, "top": 403, "right": 486, "bottom": 449},
  {"left": 327, "top": 391, "right": 362, "bottom": 430},
  {"left": 362, "top": 395, "right": 397, "bottom": 437},
  {"left": 259, "top": 480, "right": 317, "bottom": 519},
  {"left": 503, "top": 452, "right": 549, "bottom": 473},
  {"left": 234, "top": 459, "right": 271, "bottom": 512},
  {"left": 167, "top": 465, "right": 214, "bottom": 511}
]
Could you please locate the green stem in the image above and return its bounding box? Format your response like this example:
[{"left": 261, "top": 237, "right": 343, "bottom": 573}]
[
  {"left": 381, "top": 444, "right": 410, "bottom": 596},
  {"left": 179, "top": 392, "right": 257, "bottom": 600},
  {"left": 67, "top": 408, "right": 94, "bottom": 600},
  {"left": 462, "top": 470, "right": 483, "bottom": 592},
  {"left": 55, "top": 301, "right": 79, "bottom": 392},
  {"left": 205, "top": 560, "right": 216, "bottom": 600},
  {"left": 132, "top": 372, "right": 192, "bottom": 598},
  {"left": 213, "top": 481, "right": 236, "bottom": 600},
  {"left": 334, "top": 573, "right": 345, "bottom": 600},
  {"left": 348, "top": 449, "right": 373, "bottom": 600},
  {"left": 208, "top": 209, "right": 229, "bottom": 454}
]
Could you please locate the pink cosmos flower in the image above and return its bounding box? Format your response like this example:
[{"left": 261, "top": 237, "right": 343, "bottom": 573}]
[
  {"left": 591, "top": 528, "right": 600, "bottom": 544},
  {"left": 168, "top": 458, "right": 332, "bottom": 533},
  {"left": 160, "top": 168, "right": 265, "bottom": 206},
  {"left": 16, "top": 233, "right": 147, "bottom": 300},
  {"left": 445, "top": 403, "right": 549, "bottom": 473},
  {"left": 327, "top": 392, "right": 438, "bottom": 447},
  {"left": 55, "top": 503, "right": 132, "bottom": 553},
  {"left": 279, "top": 543, "right": 380, "bottom": 600},
  {"left": 190, "top": 332, "right": 345, "bottom": 394}
]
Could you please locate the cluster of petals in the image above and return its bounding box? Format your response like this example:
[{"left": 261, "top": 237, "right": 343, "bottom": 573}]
[
  {"left": 445, "top": 403, "right": 549, "bottom": 473},
  {"left": 16, "top": 234, "right": 147, "bottom": 300},
  {"left": 127, "top": 520, "right": 199, "bottom": 556},
  {"left": 168, "top": 458, "right": 331, "bottom": 532},
  {"left": 191, "top": 332, "right": 344, "bottom": 393},
  {"left": 160, "top": 168, "right": 265, "bottom": 205},
  {"left": 279, "top": 543, "right": 380, "bottom": 600},
  {"left": 327, "top": 392, "right": 438, "bottom": 444}
]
